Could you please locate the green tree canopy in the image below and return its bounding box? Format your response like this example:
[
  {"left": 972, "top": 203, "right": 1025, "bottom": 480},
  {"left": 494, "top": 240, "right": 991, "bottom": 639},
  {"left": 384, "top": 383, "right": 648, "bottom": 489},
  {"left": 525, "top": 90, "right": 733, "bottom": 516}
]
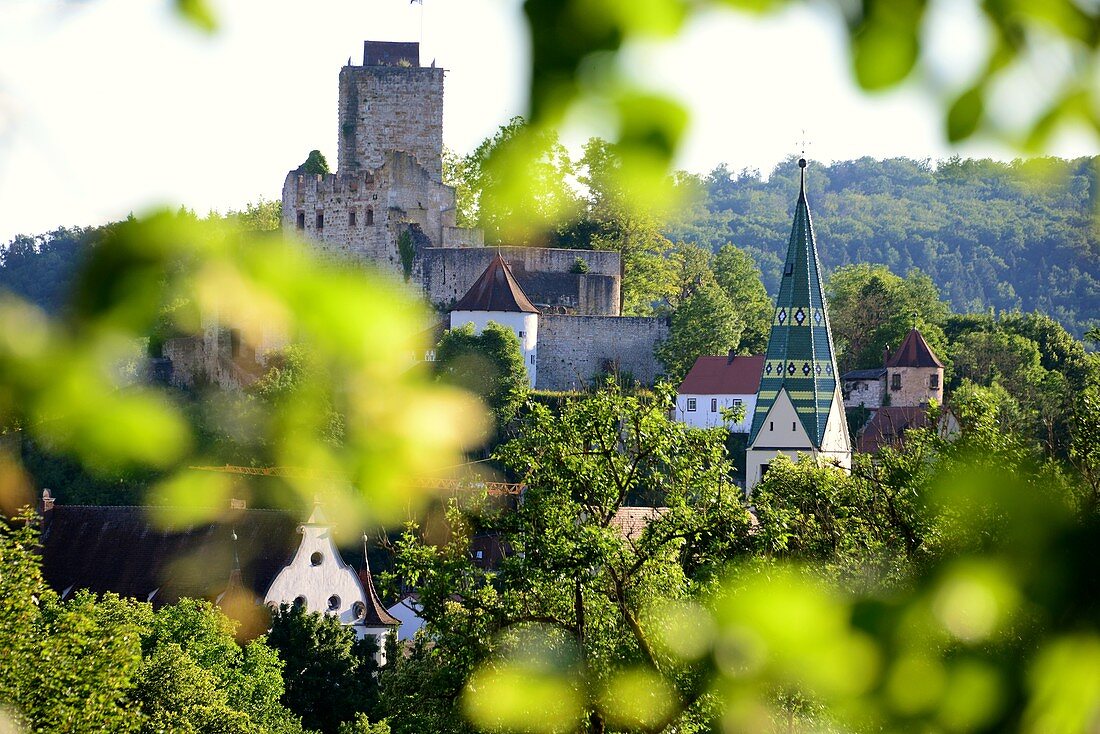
[
  {"left": 435, "top": 322, "right": 530, "bottom": 436},
  {"left": 300, "top": 149, "right": 331, "bottom": 176},
  {"left": 712, "top": 243, "right": 773, "bottom": 354},
  {"left": 656, "top": 282, "right": 743, "bottom": 383}
]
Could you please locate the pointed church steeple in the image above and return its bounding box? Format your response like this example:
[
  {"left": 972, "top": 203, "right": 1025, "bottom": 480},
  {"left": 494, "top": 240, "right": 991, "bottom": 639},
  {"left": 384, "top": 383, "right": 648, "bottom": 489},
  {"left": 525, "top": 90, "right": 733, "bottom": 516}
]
[{"left": 746, "top": 158, "right": 851, "bottom": 488}]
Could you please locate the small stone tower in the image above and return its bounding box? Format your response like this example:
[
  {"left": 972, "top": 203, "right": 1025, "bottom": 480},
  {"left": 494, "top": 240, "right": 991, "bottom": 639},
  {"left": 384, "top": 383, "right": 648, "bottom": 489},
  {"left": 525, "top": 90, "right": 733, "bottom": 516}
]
[
  {"left": 746, "top": 159, "right": 851, "bottom": 491},
  {"left": 338, "top": 41, "right": 444, "bottom": 179},
  {"left": 450, "top": 254, "right": 540, "bottom": 388},
  {"left": 885, "top": 328, "right": 945, "bottom": 407}
]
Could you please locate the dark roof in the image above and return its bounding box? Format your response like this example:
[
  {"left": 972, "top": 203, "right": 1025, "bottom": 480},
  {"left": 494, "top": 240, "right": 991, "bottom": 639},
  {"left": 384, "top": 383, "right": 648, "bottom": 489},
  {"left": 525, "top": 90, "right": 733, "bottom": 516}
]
[
  {"left": 857, "top": 406, "right": 931, "bottom": 453},
  {"left": 886, "top": 329, "right": 944, "bottom": 368},
  {"left": 750, "top": 159, "right": 843, "bottom": 447},
  {"left": 40, "top": 504, "right": 298, "bottom": 607},
  {"left": 356, "top": 557, "right": 400, "bottom": 627},
  {"left": 842, "top": 367, "right": 887, "bottom": 381},
  {"left": 453, "top": 254, "right": 539, "bottom": 314},
  {"left": 678, "top": 355, "right": 765, "bottom": 395}
]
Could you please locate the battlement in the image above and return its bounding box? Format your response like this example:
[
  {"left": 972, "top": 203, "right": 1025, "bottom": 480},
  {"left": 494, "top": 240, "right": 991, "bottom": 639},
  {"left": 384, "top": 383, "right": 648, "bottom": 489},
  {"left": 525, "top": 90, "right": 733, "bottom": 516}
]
[
  {"left": 363, "top": 41, "right": 419, "bottom": 67},
  {"left": 283, "top": 169, "right": 378, "bottom": 199}
]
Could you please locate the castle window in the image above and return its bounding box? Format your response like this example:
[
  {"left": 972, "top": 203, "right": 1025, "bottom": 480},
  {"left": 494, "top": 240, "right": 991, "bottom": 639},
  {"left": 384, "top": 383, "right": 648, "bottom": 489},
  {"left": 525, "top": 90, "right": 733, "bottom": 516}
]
[
  {"left": 316, "top": 212, "right": 324, "bottom": 229},
  {"left": 892, "top": 373, "right": 902, "bottom": 390},
  {"left": 349, "top": 210, "right": 357, "bottom": 226},
  {"left": 296, "top": 211, "right": 305, "bottom": 229},
  {"left": 366, "top": 207, "right": 374, "bottom": 225},
  {"left": 930, "top": 373, "right": 940, "bottom": 389},
  {"left": 686, "top": 398, "right": 697, "bottom": 412},
  {"left": 710, "top": 398, "right": 717, "bottom": 412},
  {"left": 310, "top": 552, "right": 323, "bottom": 566},
  {"left": 229, "top": 329, "right": 241, "bottom": 358}
]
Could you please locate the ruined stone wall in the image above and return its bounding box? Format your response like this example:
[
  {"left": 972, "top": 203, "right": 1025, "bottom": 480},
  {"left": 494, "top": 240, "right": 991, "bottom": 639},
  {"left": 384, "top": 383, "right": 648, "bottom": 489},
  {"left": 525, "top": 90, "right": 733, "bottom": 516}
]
[
  {"left": 536, "top": 315, "right": 667, "bottom": 391},
  {"left": 417, "top": 247, "right": 621, "bottom": 315},
  {"left": 282, "top": 152, "right": 461, "bottom": 275},
  {"left": 337, "top": 63, "right": 444, "bottom": 180}
]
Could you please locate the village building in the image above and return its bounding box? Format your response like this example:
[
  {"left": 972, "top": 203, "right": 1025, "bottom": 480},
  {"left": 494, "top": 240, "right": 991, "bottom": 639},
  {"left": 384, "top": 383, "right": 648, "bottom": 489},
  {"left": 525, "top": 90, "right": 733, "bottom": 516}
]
[
  {"left": 675, "top": 353, "right": 763, "bottom": 432},
  {"left": 36, "top": 492, "right": 397, "bottom": 661},
  {"left": 264, "top": 503, "right": 399, "bottom": 664},
  {"left": 745, "top": 159, "right": 852, "bottom": 490},
  {"left": 841, "top": 328, "right": 952, "bottom": 453}
]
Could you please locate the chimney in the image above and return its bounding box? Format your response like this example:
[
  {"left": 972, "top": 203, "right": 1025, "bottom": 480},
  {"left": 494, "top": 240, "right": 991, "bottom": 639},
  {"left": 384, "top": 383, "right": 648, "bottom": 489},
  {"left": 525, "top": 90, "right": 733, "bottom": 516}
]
[
  {"left": 41, "top": 488, "right": 55, "bottom": 513},
  {"left": 883, "top": 345, "right": 891, "bottom": 367}
]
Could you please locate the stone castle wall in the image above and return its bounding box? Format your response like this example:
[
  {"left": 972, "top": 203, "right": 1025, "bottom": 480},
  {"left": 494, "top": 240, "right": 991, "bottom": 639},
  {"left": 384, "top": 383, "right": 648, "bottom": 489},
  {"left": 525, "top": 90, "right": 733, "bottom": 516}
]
[
  {"left": 337, "top": 63, "right": 444, "bottom": 180},
  {"left": 281, "top": 152, "right": 479, "bottom": 273},
  {"left": 536, "top": 315, "right": 668, "bottom": 391},
  {"left": 417, "top": 247, "right": 621, "bottom": 315}
]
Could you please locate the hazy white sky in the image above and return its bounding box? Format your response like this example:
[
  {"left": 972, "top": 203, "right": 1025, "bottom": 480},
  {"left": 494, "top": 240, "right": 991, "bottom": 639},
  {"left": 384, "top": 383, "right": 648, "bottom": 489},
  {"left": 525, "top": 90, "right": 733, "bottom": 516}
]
[{"left": 0, "top": 0, "right": 1095, "bottom": 243}]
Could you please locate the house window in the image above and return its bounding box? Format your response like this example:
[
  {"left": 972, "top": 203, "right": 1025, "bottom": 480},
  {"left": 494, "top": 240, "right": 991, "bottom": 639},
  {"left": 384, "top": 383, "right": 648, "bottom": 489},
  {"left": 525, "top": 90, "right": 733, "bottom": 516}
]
[
  {"left": 892, "top": 373, "right": 902, "bottom": 390},
  {"left": 366, "top": 207, "right": 374, "bottom": 225},
  {"left": 349, "top": 210, "right": 357, "bottom": 226},
  {"left": 687, "top": 398, "right": 697, "bottom": 412},
  {"left": 792, "top": 422, "right": 796, "bottom": 431},
  {"left": 710, "top": 398, "right": 718, "bottom": 412},
  {"left": 769, "top": 421, "right": 774, "bottom": 431},
  {"left": 733, "top": 399, "right": 742, "bottom": 407},
  {"left": 529, "top": 354, "right": 535, "bottom": 365},
  {"left": 475, "top": 550, "right": 484, "bottom": 560},
  {"left": 315, "top": 212, "right": 324, "bottom": 229},
  {"left": 930, "top": 373, "right": 940, "bottom": 389},
  {"left": 296, "top": 211, "right": 305, "bottom": 229},
  {"left": 518, "top": 331, "right": 524, "bottom": 338},
  {"left": 761, "top": 463, "right": 771, "bottom": 479}
]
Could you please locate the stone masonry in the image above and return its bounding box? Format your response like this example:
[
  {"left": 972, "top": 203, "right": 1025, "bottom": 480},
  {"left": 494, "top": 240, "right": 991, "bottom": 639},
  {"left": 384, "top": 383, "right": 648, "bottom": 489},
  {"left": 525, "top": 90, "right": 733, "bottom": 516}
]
[
  {"left": 416, "top": 246, "right": 621, "bottom": 315},
  {"left": 537, "top": 315, "right": 669, "bottom": 390}
]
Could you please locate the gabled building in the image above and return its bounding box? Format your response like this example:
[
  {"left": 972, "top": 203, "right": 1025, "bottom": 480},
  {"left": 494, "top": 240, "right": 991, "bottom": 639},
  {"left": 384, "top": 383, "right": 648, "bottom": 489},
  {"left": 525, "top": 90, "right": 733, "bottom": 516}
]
[
  {"left": 675, "top": 353, "right": 764, "bottom": 432},
  {"left": 264, "top": 503, "right": 399, "bottom": 664},
  {"left": 746, "top": 159, "right": 851, "bottom": 490}
]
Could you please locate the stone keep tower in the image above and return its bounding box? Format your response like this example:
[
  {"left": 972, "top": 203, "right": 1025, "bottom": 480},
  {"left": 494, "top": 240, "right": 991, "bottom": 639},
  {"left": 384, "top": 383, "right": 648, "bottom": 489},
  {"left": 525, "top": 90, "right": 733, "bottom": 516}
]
[
  {"left": 338, "top": 41, "right": 443, "bottom": 179},
  {"left": 745, "top": 159, "right": 852, "bottom": 491},
  {"left": 282, "top": 41, "right": 481, "bottom": 273}
]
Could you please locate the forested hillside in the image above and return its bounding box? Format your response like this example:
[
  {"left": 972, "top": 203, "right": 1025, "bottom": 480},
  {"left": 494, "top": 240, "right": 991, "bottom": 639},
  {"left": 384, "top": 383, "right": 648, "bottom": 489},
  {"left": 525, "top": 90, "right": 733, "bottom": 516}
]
[{"left": 666, "top": 155, "right": 1100, "bottom": 338}]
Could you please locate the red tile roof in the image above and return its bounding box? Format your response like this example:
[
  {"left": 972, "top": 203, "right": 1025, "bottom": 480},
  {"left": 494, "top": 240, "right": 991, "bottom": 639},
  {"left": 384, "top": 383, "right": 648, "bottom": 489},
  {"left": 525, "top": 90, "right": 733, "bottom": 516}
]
[
  {"left": 453, "top": 253, "right": 539, "bottom": 314},
  {"left": 678, "top": 354, "right": 764, "bottom": 395},
  {"left": 886, "top": 329, "right": 944, "bottom": 369},
  {"left": 611, "top": 507, "right": 668, "bottom": 541}
]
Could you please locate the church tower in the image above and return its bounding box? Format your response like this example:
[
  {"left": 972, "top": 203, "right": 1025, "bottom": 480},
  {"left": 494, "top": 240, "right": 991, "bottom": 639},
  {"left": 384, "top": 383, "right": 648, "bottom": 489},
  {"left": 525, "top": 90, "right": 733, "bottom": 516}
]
[{"left": 746, "top": 158, "right": 851, "bottom": 491}]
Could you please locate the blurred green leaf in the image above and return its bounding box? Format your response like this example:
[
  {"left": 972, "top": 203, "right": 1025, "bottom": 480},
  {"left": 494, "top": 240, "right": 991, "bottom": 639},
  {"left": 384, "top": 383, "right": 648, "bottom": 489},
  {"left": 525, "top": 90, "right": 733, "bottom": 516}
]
[
  {"left": 850, "top": 0, "right": 925, "bottom": 91},
  {"left": 946, "top": 86, "right": 985, "bottom": 142},
  {"left": 174, "top": 0, "right": 217, "bottom": 33}
]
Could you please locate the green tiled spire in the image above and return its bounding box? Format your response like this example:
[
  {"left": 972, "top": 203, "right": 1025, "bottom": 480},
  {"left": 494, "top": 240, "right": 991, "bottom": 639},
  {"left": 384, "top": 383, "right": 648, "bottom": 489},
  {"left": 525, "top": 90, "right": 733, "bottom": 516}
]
[{"left": 749, "top": 159, "right": 841, "bottom": 446}]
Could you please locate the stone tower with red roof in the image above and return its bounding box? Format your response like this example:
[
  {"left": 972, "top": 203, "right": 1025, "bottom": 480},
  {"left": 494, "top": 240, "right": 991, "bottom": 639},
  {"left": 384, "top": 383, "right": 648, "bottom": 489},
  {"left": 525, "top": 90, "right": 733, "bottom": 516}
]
[{"left": 885, "top": 328, "right": 945, "bottom": 407}]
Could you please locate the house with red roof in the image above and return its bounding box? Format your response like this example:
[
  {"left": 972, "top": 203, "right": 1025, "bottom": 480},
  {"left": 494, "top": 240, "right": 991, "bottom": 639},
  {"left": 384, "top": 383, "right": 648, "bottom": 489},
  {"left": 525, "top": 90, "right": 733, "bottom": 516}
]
[{"left": 675, "top": 353, "right": 764, "bottom": 432}]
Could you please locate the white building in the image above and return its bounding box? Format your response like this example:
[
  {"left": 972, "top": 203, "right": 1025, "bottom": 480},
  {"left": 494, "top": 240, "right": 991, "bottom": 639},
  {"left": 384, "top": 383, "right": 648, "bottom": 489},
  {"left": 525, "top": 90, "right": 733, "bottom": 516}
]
[
  {"left": 675, "top": 354, "right": 763, "bottom": 432},
  {"left": 449, "top": 253, "right": 540, "bottom": 388},
  {"left": 264, "top": 503, "right": 399, "bottom": 664}
]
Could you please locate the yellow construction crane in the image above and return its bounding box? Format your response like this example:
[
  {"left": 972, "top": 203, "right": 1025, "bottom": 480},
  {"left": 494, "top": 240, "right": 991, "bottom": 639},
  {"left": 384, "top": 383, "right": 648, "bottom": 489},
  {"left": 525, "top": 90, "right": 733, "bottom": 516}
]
[{"left": 188, "top": 464, "right": 525, "bottom": 497}]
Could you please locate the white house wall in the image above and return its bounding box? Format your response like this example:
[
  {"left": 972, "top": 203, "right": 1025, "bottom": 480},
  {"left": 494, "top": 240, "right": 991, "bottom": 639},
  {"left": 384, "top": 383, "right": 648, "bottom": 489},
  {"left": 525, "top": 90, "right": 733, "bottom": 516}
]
[
  {"left": 450, "top": 311, "right": 538, "bottom": 388},
  {"left": 674, "top": 393, "right": 756, "bottom": 432}
]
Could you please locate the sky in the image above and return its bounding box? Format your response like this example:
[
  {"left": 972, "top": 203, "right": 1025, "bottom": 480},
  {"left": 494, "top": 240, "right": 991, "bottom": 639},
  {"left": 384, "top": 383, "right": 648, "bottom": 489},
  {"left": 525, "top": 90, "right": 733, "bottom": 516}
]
[{"left": 0, "top": 0, "right": 1096, "bottom": 244}]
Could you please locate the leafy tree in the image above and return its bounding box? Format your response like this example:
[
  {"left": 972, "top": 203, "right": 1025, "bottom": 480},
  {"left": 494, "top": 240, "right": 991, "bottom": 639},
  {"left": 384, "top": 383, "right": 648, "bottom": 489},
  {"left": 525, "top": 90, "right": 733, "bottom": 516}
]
[
  {"left": 267, "top": 603, "right": 381, "bottom": 734},
  {"left": 435, "top": 322, "right": 529, "bottom": 436},
  {"left": 459, "top": 117, "right": 579, "bottom": 246},
  {"left": 387, "top": 386, "right": 753, "bottom": 733},
  {"left": 656, "top": 283, "right": 743, "bottom": 383},
  {"left": 828, "top": 263, "right": 950, "bottom": 373},
  {"left": 712, "top": 244, "right": 773, "bottom": 354},
  {"left": 300, "top": 150, "right": 331, "bottom": 176}
]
